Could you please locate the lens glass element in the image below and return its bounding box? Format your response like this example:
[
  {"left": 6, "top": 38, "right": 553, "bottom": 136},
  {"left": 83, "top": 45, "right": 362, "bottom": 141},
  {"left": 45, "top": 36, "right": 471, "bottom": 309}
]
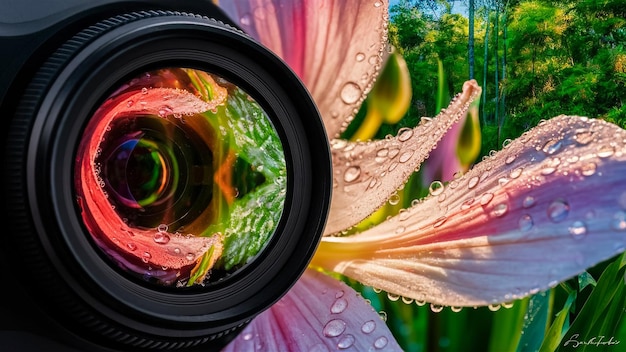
[{"left": 74, "top": 68, "right": 286, "bottom": 287}]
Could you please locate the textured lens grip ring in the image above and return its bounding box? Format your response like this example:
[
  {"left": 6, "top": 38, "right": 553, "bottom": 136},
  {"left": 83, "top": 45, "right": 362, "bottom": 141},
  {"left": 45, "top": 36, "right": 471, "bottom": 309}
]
[{"left": 5, "top": 10, "right": 254, "bottom": 350}]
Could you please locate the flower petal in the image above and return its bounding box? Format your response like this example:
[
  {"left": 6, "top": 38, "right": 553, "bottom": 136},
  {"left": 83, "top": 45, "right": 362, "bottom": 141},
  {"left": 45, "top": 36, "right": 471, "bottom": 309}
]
[
  {"left": 218, "top": 0, "right": 390, "bottom": 138},
  {"left": 313, "top": 115, "right": 626, "bottom": 307},
  {"left": 325, "top": 80, "right": 481, "bottom": 235},
  {"left": 223, "top": 269, "right": 401, "bottom": 351}
]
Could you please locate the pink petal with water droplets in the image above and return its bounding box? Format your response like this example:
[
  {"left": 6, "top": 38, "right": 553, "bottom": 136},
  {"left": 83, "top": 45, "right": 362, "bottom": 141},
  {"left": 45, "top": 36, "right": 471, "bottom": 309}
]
[
  {"left": 325, "top": 80, "right": 481, "bottom": 235},
  {"left": 218, "top": 0, "right": 390, "bottom": 138},
  {"left": 313, "top": 116, "right": 626, "bottom": 306},
  {"left": 223, "top": 269, "right": 401, "bottom": 351}
]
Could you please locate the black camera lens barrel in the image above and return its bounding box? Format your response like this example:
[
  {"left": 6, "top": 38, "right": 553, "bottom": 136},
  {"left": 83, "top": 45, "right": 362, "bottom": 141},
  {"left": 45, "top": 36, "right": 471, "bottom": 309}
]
[{"left": 3, "top": 7, "right": 330, "bottom": 351}]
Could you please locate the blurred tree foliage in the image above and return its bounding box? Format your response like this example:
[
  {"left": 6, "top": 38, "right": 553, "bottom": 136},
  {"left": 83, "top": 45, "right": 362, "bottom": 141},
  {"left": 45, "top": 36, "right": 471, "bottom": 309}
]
[{"left": 388, "top": 0, "right": 626, "bottom": 158}]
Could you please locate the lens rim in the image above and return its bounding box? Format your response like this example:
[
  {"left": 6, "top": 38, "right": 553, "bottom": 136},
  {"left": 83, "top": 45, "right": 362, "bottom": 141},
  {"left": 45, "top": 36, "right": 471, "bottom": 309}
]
[{"left": 26, "top": 13, "right": 331, "bottom": 337}]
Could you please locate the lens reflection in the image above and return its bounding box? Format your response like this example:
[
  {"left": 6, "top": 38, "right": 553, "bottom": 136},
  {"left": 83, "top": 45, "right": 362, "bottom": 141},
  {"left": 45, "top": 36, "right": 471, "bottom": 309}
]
[{"left": 74, "top": 68, "right": 286, "bottom": 287}]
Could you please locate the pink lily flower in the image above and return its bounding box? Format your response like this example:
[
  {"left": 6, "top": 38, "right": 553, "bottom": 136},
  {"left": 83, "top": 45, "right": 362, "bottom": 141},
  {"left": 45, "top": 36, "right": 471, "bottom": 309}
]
[{"left": 218, "top": 0, "right": 626, "bottom": 350}]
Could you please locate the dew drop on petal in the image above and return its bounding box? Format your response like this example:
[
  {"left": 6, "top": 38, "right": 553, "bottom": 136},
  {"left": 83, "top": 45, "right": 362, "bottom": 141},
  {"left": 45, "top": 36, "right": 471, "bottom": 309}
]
[
  {"left": 399, "top": 150, "right": 414, "bottom": 163},
  {"left": 127, "top": 243, "right": 137, "bottom": 251},
  {"left": 142, "top": 251, "right": 151, "bottom": 263},
  {"left": 240, "top": 13, "right": 252, "bottom": 26},
  {"left": 242, "top": 332, "right": 253, "bottom": 341},
  {"left": 374, "top": 336, "right": 388, "bottom": 349},
  {"left": 330, "top": 298, "right": 348, "bottom": 314},
  {"left": 430, "top": 304, "right": 444, "bottom": 313},
  {"left": 509, "top": 168, "right": 523, "bottom": 179},
  {"left": 387, "top": 293, "right": 400, "bottom": 301},
  {"left": 450, "top": 306, "right": 463, "bottom": 313},
  {"left": 505, "top": 155, "right": 516, "bottom": 165},
  {"left": 491, "top": 203, "right": 508, "bottom": 217},
  {"left": 141, "top": 87, "right": 148, "bottom": 94},
  {"left": 397, "top": 127, "right": 414, "bottom": 142},
  {"left": 480, "top": 193, "right": 494, "bottom": 206},
  {"left": 323, "top": 319, "right": 346, "bottom": 337},
  {"left": 488, "top": 304, "right": 501, "bottom": 311},
  {"left": 337, "top": 334, "right": 355, "bottom": 349},
  {"left": 157, "top": 224, "right": 168, "bottom": 232},
  {"left": 361, "top": 320, "right": 376, "bottom": 334},
  {"left": 468, "top": 176, "right": 479, "bottom": 189},
  {"left": 153, "top": 232, "right": 170, "bottom": 244},
  {"left": 355, "top": 52, "right": 366, "bottom": 62},
  {"left": 433, "top": 216, "right": 447, "bottom": 228},
  {"left": 547, "top": 199, "right": 570, "bottom": 223},
  {"left": 568, "top": 220, "right": 587, "bottom": 239},
  {"left": 519, "top": 214, "right": 534, "bottom": 232},
  {"left": 415, "top": 300, "right": 426, "bottom": 306},
  {"left": 429, "top": 181, "right": 444, "bottom": 196},
  {"left": 523, "top": 196, "right": 536, "bottom": 208},
  {"left": 343, "top": 166, "right": 361, "bottom": 183},
  {"left": 374, "top": 1, "right": 383, "bottom": 7},
  {"left": 340, "top": 82, "right": 362, "bottom": 104},
  {"left": 581, "top": 163, "right": 597, "bottom": 176},
  {"left": 574, "top": 130, "right": 594, "bottom": 145},
  {"left": 185, "top": 253, "right": 195, "bottom": 261},
  {"left": 335, "top": 290, "right": 344, "bottom": 299},
  {"left": 388, "top": 192, "right": 401, "bottom": 205},
  {"left": 378, "top": 311, "right": 387, "bottom": 322},
  {"left": 401, "top": 296, "right": 414, "bottom": 304},
  {"left": 542, "top": 139, "right": 562, "bottom": 155}
]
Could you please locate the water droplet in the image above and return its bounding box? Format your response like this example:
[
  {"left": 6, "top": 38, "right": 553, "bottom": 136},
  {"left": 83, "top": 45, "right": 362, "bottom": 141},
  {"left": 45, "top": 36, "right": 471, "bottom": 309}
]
[
  {"left": 127, "top": 243, "right": 137, "bottom": 251},
  {"left": 574, "top": 130, "right": 594, "bottom": 145},
  {"left": 480, "top": 193, "right": 494, "bottom": 206},
  {"left": 387, "top": 293, "right": 400, "bottom": 301},
  {"left": 401, "top": 296, "right": 414, "bottom": 304},
  {"left": 597, "top": 145, "right": 615, "bottom": 158},
  {"left": 519, "top": 214, "right": 534, "bottom": 232},
  {"left": 450, "top": 306, "right": 463, "bottom": 313},
  {"left": 569, "top": 220, "right": 587, "bottom": 239},
  {"left": 461, "top": 198, "right": 475, "bottom": 210},
  {"left": 399, "top": 150, "right": 414, "bottom": 163},
  {"left": 343, "top": 166, "right": 361, "bottom": 183},
  {"left": 488, "top": 304, "right": 501, "bottom": 311},
  {"left": 612, "top": 211, "right": 626, "bottom": 231},
  {"left": 337, "top": 334, "right": 355, "bottom": 349},
  {"left": 356, "top": 52, "right": 366, "bottom": 62},
  {"left": 433, "top": 216, "right": 447, "bottom": 228},
  {"left": 142, "top": 251, "right": 152, "bottom": 263},
  {"left": 323, "top": 319, "right": 346, "bottom": 337},
  {"left": 542, "top": 139, "right": 562, "bottom": 155},
  {"left": 242, "top": 332, "right": 253, "bottom": 341},
  {"left": 430, "top": 304, "right": 444, "bottom": 313},
  {"left": 157, "top": 224, "right": 168, "bottom": 232},
  {"left": 468, "top": 176, "right": 479, "bottom": 189},
  {"left": 547, "top": 199, "right": 570, "bottom": 223},
  {"left": 331, "top": 298, "right": 348, "bottom": 314},
  {"left": 429, "top": 181, "right": 444, "bottom": 196},
  {"left": 126, "top": 100, "right": 134, "bottom": 107},
  {"left": 523, "top": 196, "right": 536, "bottom": 208},
  {"left": 154, "top": 232, "right": 170, "bottom": 244},
  {"left": 173, "top": 247, "right": 181, "bottom": 254},
  {"left": 397, "top": 127, "right": 414, "bottom": 142},
  {"left": 185, "top": 253, "right": 195, "bottom": 261},
  {"left": 509, "top": 168, "right": 523, "bottom": 179},
  {"left": 372, "top": 287, "right": 382, "bottom": 293},
  {"left": 388, "top": 192, "right": 401, "bottom": 205},
  {"left": 335, "top": 290, "right": 344, "bottom": 299},
  {"left": 378, "top": 311, "right": 387, "bottom": 322},
  {"left": 541, "top": 167, "right": 556, "bottom": 175},
  {"left": 340, "top": 82, "right": 362, "bottom": 104},
  {"left": 491, "top": 203, "right": 508, "bottom": 217},
  {"left": 141, "top": 87, "right": 148, "bottom": 94},
  {"left": 505, "top": 155, "right": 516, "bottom": 165},
  {"left": 361, "top": 320, "right": 376, "bottom": 334},
  {"left": 415, "top": 300, "right": 426, "bottom": 306},
  {"left": 374, "top": 1, "right": 383, "bottom": 7},
  {"left": 374, "top": 336, "right": 388, "bottom": 349}
]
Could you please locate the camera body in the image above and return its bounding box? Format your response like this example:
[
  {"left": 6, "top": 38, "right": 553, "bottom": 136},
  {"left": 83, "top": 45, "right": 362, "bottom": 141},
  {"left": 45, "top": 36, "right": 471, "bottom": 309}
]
[{"left": 1, "top": 1, "right": 331, "bottom": 351}]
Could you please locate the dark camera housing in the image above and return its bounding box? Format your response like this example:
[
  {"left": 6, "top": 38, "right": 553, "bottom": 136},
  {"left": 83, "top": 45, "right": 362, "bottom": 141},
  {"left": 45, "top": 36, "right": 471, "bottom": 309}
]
[{"left": 1, "top": 1, "right": 331, "bottom": 350}]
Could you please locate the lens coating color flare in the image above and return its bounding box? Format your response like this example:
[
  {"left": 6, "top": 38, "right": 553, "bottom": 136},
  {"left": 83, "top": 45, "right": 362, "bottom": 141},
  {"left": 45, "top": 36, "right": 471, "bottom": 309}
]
[{"left": 75, "top": 68, "right": 286, "bottom": 287}]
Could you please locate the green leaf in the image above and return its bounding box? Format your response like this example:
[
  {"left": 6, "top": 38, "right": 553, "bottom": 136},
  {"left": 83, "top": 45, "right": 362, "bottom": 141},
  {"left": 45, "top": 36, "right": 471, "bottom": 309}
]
[
  {"left": 516, "top": 291, "right": 552, "bottom": 352},
  {"left": 539, "top": 291, "right": 576, "bottom": 352},
  {"left": 557, "top": 254, "right": 626, "bottom": 352}
]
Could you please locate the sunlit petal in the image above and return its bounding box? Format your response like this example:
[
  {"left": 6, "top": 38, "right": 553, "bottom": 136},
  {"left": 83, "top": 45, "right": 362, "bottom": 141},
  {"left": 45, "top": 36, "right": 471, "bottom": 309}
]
[
  {"left": 325, "top": 80, "right": 481, "bottom": 235},
  {"left": 218, "top": 0, "right": 390, "bottom": 138},
  {"left": 223, "top": 269, "right": 401, "bottom": 351},
  {"left": 313, "top": 115, "right": 626, "bottom": 307}
]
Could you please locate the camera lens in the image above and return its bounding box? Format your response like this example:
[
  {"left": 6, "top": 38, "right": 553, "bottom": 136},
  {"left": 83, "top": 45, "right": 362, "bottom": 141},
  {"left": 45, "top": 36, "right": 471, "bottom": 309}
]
[
  {"left": 75, "top": 68, "right": 286, "bottom": 287},
  {"left": 4, "top": 10, "right": 330, "bottom": 350}
]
